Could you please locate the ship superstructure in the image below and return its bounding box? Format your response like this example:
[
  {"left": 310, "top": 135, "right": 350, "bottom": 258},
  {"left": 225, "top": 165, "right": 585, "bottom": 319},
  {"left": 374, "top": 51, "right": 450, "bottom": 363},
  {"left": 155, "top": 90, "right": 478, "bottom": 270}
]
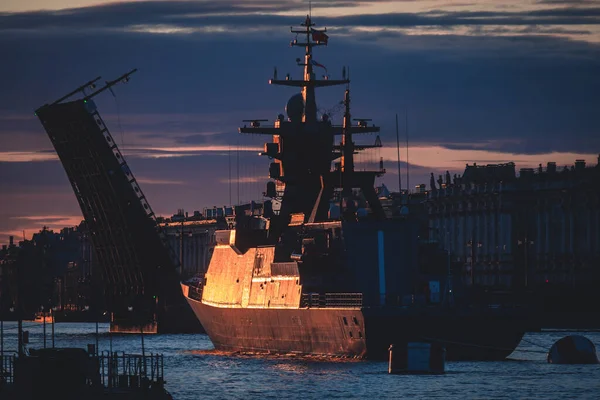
[{"left": 182, "top": 15, "right": 531, "bottom": 360}]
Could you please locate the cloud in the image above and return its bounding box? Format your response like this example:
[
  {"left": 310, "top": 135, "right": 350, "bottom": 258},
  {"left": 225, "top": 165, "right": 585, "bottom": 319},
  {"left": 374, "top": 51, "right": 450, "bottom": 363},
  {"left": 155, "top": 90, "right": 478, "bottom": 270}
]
[
  {"left": 136, "top": 177, "right": 186, "bottom": 185},
  {"left": 124, "top": 145, "right": 261, "bottom": 159},
  {"left": 1, "top": 2, "right": 599, "bottom": 36},
  {"left": 378, "top": 145, "right": 599, "bottom": 171},
  {"left": 0, "top": 214, "right": 84, "bottom": 246},
  {"left": 0, "top": 151, "right": 58, "bottom": 162},
  {"left": 536, "top": 0, "right": 596, "bottom": 4},
  {"left": 0, "top": 146, "right": 259, "bottom": 162},
  {"left": 173, "top": 132, "right": 226, "bottom": 145},
  {"left": 9, "top": 214, "right": 81, "bottom": 222},
  {"left": 219, "top": 176, "right": 264, "bottom": 184}
]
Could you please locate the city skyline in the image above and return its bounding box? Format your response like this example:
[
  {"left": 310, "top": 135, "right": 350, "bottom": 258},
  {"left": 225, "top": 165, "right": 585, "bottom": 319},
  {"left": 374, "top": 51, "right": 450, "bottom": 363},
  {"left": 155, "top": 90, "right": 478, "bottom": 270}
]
[{"left": 1, "top": 0, "right": 599, "bottom": 245}]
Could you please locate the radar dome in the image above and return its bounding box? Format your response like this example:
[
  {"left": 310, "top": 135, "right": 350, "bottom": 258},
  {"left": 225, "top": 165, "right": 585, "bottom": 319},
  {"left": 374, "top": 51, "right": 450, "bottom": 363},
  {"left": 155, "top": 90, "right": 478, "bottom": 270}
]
[{"left": 286, "top": 93, "right": 304, "bottom": 122}]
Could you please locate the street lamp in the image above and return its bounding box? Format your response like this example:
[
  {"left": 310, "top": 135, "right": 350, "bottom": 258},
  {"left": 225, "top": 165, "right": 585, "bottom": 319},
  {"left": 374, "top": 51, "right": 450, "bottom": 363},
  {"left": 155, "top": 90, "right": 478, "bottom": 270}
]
[
  {"left": 9, "top": 305, "right": 24, "bottom": 357},
  {"left": 2, "top": 306, "right": 15, "bottom": 360},
  {"left": 518, "top": 237, "right": 534, "bottom": 288},
  {"left": 128, "top": 305, "right": 147, "bottom": 376},
  {"left": 41, "top": 305, "right": 46, "bottom": 349},
  {"left": 467, "top": 237, "right": 483, "bottom": 286},
  {"left": 52, "top": 306, "right": 58, "bottom": 348},
  {"left": 443, "top": 231, "right": 454, "bottom": 308}
]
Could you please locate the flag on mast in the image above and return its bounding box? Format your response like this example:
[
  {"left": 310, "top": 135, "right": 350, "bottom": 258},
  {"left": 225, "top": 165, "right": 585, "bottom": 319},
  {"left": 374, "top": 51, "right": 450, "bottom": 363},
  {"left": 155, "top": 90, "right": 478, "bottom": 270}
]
[
  {"left": 311, "top": 30, "right": 328, "bottom": 44},
  {"left": 311, "top": 59, "right": 327, "bottom": 73}
]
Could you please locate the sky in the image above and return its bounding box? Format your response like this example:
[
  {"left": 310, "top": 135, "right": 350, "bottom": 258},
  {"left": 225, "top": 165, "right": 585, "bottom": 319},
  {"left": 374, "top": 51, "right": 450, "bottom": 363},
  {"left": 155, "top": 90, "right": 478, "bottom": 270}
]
[{"left": 0, "top": 0, "right": 599, "bottom": 246}]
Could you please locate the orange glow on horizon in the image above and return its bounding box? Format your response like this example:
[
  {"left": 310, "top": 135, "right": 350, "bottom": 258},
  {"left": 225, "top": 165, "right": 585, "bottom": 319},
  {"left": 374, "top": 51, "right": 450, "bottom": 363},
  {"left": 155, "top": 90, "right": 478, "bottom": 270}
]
[
  {"left": 378, "top": 146, "right": 598, "bottom": 172},
  {"left": 1, "top": 214, "right": 84, "bottom": 245}
]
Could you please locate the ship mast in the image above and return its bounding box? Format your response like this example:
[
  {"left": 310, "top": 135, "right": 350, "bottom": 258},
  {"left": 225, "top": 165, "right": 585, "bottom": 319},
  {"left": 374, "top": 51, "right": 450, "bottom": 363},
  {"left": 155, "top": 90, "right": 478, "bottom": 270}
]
[
  {"left": 295, "top": 15, "right": 317, "bottom": 123},
  {"left": 269, "top": 15, "right": 348, "bottom": 122},
  {"left": 239, "top": 14, "right": 386, "bottom": 225},
  {"left": 341, "top": 86, "right": 354, "bottom": 196}
]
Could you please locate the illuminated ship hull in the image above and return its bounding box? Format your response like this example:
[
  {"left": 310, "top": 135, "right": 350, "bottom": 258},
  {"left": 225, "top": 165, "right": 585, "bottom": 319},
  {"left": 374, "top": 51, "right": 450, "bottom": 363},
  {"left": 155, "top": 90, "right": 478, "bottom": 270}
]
[
  {"left": 180, "top": 14, "right": 532, "bottom": 361},
  {"left": 181, "top": 227, "right": 530, "bottom": 362},
  {"left": 182, "top": 283, "right": 528, "bottom": 361}
]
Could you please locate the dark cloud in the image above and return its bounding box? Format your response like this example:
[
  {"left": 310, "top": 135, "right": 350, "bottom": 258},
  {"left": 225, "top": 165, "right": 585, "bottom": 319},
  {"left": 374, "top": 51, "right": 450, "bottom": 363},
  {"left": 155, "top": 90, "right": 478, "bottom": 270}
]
[
  {"left": 174, "top": 133, "right": 225, "bottom": 145},
  {"left": 468, "top": 25, "right": 592, "bottom": 35},
  {"left": 536, "top": 0, "right": 596, "bottom": 4},
  {"left": 1, "top": 2, "right": 600, "bottom": 33},
  {"left": 0, "top": 1, "right": 384, "bottom": 32},
  {"left": 2, "top": 23, "right": 598, "bottom": 153},
  {"left": 440, "top": 137, "right": 600, "bottom": 156}
]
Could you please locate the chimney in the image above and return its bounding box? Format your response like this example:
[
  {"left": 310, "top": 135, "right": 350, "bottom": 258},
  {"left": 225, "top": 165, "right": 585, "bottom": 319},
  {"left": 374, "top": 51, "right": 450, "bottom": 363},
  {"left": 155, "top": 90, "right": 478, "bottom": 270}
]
[{"left": 9, "top": 236, "right": 14, "bottom": 246}]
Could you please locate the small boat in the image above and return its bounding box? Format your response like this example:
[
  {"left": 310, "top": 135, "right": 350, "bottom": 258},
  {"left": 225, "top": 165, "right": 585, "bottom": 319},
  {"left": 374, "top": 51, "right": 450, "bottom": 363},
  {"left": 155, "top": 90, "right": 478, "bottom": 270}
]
[{"left": 32, "top": 312, "right": 53, "bottom": 323}]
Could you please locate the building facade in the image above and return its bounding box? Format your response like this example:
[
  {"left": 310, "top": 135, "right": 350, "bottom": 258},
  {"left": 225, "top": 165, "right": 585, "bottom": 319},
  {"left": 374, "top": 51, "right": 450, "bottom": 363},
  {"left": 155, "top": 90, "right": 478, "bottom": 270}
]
[
  {"left": 159, "top": 209, "right": 229, "bottom": 280},
  {"left": 425, "top": 158, "right": 600, "bottom": 293}
]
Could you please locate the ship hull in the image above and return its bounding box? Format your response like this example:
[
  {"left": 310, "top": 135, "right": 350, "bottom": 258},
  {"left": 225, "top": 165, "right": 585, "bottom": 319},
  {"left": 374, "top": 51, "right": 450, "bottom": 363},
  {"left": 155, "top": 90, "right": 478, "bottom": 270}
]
[
  {"left": 183, "top": 287, "right": 528, "bottom": 361},
  {"left": 361, "top": 308, "right": 527, "bottom": 361}
]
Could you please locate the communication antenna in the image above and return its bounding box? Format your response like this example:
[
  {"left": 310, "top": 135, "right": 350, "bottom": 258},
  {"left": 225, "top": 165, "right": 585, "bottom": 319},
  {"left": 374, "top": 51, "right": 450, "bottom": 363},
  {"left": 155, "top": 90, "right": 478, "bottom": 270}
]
[
  {"left": 405, "top": 109, "right": 409, "bottom": 194},
  {"left": 395, "top": 113, "right": 402, "bottom": 194},
  {"left": 228, "top": 145, "right": 232, "bottom": 206},
  {"left": 237, "top": 141, "right": 240, "bottom": 205}
]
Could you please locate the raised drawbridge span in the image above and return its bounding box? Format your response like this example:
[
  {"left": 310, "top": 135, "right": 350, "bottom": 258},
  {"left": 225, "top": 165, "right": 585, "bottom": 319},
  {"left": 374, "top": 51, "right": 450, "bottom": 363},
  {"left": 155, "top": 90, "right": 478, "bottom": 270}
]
[{"left": 35, "top": 70, "right": 202, "bottom": 333}]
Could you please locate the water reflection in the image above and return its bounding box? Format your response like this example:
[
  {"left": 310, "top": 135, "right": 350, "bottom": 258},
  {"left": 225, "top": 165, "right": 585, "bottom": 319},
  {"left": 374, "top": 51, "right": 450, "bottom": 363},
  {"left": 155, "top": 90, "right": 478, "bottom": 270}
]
[{"left": 1, "top": 323, "right": 598, "bottom": 400}]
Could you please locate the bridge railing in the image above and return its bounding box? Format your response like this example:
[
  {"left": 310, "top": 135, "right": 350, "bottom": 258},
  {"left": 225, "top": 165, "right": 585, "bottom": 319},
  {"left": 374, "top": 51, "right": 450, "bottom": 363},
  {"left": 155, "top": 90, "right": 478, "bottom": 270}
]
[
  {"left": 1, "top": 354, "right": 16, "bottom": 384},
  {"left": 96, "top": 351, "right": 165, "bottom": 390}
]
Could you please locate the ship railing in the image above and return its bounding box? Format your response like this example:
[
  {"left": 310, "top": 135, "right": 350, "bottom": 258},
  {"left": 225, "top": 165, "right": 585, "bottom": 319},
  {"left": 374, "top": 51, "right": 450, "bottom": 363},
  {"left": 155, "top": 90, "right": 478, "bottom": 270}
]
[
  {"left": 96, "top": 351, "right": 165, "bottom": 391},
  {"left": 1, "top": 354, "right": 16, "bottom": 384},
  {"left": 301, "top": 293, "right": 363, "bottom": 308},
  {"left": 187, "top": 284, "right": 203, "bottom": 301}
]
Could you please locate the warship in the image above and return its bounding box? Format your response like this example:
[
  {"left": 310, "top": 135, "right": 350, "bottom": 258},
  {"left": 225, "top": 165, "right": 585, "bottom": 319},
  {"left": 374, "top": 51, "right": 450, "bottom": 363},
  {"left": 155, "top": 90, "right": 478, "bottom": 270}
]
[{"left": 181, "top": 15, "right": 532, "bottom": 361}]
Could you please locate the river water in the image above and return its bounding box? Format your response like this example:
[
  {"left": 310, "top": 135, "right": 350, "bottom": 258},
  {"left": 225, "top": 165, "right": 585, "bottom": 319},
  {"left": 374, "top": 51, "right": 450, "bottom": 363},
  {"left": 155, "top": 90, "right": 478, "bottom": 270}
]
[{"left": 1, "top": 322, "right": 598, "bottom": 399}]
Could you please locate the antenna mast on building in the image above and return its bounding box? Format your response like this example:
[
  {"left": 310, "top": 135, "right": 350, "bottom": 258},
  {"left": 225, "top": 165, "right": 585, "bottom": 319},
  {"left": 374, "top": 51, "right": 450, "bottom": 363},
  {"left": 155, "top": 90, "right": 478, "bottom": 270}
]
[
  {"left": 405, "top": 109, "right": 409, "bottom": 194},
  {"left": 395, "top": 113, "right": 402, "bottom": 194}
]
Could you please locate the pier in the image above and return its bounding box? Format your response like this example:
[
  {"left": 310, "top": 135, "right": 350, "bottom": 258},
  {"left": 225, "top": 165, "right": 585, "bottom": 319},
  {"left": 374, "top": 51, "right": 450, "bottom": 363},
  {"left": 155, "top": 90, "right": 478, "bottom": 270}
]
[{"left": 1, "top": 347, "right": 170, "bottom": 399}]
